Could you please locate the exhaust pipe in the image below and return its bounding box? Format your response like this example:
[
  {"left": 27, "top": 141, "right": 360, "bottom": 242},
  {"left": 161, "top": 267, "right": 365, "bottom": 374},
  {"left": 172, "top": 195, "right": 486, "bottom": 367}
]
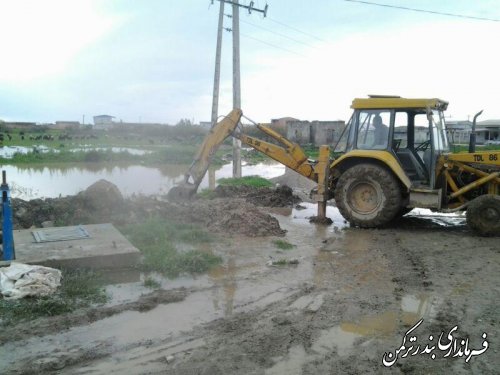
[{"left": 469, "top": 110, "right": 483, "bottom": 153}]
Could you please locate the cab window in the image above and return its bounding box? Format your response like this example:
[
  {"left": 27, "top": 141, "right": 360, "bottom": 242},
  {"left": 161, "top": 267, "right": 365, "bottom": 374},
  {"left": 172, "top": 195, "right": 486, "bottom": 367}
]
[{"left": 356, "top": 110, "right": 391, "bottom": 150}]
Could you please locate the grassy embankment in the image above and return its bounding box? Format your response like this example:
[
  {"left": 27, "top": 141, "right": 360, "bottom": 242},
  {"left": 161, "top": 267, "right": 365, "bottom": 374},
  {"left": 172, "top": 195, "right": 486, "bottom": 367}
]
[
  {"left": 0, "top": 143, "right": 232, "bottom": 166},
  {"left": 0, "top": 124, "right": 232, "bottom": 166},
  {"left": 120, "top": 218, "right": 221, "bottom": 279},
  {"left": 197, "top": 175, "right": 274, "bottom": 199}
]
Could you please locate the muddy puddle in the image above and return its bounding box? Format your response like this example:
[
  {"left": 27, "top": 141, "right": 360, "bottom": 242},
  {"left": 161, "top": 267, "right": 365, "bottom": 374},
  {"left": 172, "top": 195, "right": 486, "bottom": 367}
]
[
  {"left": 2, "top": 161, "right": 285, "bottom": 199},
  {"left": 265, "top": 291, "right": 440, "bottom": 374}
]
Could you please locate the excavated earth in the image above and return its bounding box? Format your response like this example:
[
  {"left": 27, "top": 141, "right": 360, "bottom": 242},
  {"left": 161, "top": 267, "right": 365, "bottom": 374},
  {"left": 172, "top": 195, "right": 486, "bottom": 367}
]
[{"left": 1, "top": 178, "right": 499, "bottom": 374}]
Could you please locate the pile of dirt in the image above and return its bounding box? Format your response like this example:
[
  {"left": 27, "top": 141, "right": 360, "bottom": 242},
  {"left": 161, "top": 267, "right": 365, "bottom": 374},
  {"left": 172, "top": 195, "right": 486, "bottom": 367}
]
[
  {"left": 177, "top": 198, "right": 286, "bottom": 237},
  {"left": 214, "top": 184, "right": 300, "bottom": 207},
  {"left": 12, "top": 180, "right": 127, "bottom": 229},
  {"left": 12, "top": 180, "right": 286, "bottom": 237}
]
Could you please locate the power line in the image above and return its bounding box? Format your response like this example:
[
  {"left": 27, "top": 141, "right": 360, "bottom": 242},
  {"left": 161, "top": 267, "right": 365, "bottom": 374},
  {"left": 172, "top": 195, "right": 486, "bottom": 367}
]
[
  {"left": 267, "top": 16, "right": 326, "bottom": 42},
  {"left": 240, "top": 18, "right": 319, "bottom": 49},
  {"left": 239, "top": 31, "right": 306, "bottom": 57},
  {"left": 344, "top": 0, "right": 500, "bottom": 23}
]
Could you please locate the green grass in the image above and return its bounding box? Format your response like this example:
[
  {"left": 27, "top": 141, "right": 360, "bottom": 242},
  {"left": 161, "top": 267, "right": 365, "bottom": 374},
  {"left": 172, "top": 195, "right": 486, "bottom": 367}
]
[
  {"left": 143, "top": 276, "right": 161, "bottom": 289},
  {"left": 273, "top": 239, "right": 295, "bottom": 250},
  {"left": 273, "top": 259, "right": 288, "bottom": 266},
  {"left": 0, "top": 269, "right": 107, "bottom": 325},
  {"left": 120, "top": 217, "right": 221, "bottom": 278},
  {"left": 450, "top": 144, "right": 500, "bottom": 153},
  {"left": 0, "top": 141, "right": 231, "bottom": 167},
  {"left": 197, "top": 188, "right": 217, "bottom": 199},
  {"left": 0, "top": 149, "right": 143, "bottom": 164},
  {"left": 241, "top": 149, "right": 271, "bottom": 164},
  {"left": 217, "top": 175, "right": 273, "bottom": 188}
]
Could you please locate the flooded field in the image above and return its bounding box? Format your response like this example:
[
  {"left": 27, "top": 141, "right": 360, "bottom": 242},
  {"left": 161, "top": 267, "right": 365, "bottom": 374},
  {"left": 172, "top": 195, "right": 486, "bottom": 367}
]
[
  {"left": 0, "top": 155, "right": 495, "bottom": 375},
  {"left": 2, "top": 161, "right": 285, "bottom": 199}
]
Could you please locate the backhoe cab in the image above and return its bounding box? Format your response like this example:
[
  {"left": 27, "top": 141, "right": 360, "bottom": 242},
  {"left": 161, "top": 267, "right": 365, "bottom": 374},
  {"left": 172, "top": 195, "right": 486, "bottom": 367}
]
[
  {"left": 331, "top": 96, "right": 499, "bottom": 235},
  {"left": 168, "top": 96, "right": 500, "bottom": 235}
]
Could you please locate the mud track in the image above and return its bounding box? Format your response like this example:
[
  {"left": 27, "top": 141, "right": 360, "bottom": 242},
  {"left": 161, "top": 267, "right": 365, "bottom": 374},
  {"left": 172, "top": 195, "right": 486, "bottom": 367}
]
[{"left": 2, "top": 179, "right": 499, "bottom": 374}]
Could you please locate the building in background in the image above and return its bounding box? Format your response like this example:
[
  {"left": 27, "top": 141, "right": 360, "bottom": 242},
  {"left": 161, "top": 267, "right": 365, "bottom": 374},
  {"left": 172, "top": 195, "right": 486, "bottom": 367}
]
[
  {"left": 271, "top": 117, "right": 299, "bottom": 133},
  {"left": 93, "top": 115, "right": 115, "bottom": 130},
  {"left": 446, "top": 119, "right": 500, "bottom": 145},
  {"left": 286, "top": 120, "right": 345, "bottom": 146}
]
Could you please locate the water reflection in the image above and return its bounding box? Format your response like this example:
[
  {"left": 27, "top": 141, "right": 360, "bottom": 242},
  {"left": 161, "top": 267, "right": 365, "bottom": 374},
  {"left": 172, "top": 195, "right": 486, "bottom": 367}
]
[{"left": 1, "top": 161, "right": 285, "bottom": 200}]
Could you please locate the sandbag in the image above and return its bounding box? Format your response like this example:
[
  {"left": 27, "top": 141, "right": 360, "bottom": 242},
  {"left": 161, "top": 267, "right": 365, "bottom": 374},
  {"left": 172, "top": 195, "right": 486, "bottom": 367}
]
[{"left": 0, "top": 262, "right": 62, "bottom": 300}]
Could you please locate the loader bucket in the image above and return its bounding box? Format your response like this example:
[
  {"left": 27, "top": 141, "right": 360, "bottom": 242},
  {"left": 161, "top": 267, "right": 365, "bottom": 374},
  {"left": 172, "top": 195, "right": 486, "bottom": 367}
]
[{"left": 167, "top": 183, "right": 197, "bottom": 201}]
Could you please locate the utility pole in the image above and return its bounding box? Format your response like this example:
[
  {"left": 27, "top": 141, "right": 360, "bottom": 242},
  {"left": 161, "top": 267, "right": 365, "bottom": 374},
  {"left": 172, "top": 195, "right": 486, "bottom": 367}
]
[
  {"left": 213, "top": 0, "right": 267, "bottom": 178},
  {"left": 211, "top": 0, "right": 225, "bottom": 128},
  {"left": 232, "top": 0, "right": 242, "bottom": 178},
  {"left": 210, "top": 1, "right": 268, "bottom": 178}
]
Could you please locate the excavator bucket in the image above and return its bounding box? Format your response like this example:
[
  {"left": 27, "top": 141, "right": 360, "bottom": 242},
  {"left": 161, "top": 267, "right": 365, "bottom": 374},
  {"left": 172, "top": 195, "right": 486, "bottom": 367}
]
[
  {"left": 167, "top": 109, "right": 243, "bottom": 200},
  {"left": 167, "top": 183, "right": 197, "bottom": 201}
]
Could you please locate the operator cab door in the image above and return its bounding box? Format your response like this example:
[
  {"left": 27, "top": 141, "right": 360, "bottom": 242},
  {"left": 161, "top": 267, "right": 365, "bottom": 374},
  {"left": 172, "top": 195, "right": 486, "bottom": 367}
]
[
  {"left": 393, "top": 110, "right": 431, "bottom": 187},
  {"left": 392, "top": 109, "right": 449, "bottom": 188}
]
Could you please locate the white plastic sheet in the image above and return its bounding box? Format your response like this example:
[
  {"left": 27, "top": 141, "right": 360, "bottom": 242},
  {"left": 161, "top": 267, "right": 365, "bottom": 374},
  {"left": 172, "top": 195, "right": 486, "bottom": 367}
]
[{"left": 0, "top": 262, "right": 62, "bottom": 299}]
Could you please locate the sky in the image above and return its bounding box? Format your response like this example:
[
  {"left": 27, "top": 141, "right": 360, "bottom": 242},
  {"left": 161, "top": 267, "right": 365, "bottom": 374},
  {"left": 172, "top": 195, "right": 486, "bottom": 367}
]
[{"left": 1, "top": 0, "right": 500, "bottom": 125}]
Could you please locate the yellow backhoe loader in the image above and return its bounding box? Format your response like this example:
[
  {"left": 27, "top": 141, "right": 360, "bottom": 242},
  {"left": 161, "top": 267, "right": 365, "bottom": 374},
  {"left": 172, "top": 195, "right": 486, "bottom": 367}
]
[{"left": 168, "top": 96, "right": 500, "bottom": 235}]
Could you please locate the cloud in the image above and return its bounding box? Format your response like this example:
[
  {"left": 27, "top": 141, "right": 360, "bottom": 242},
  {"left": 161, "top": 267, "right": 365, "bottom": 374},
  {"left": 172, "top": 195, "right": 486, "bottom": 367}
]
[
  {"left": 0, "top": 0, "right": 124, "bottom": 82},
  {"left": 237, "top": 18, "right": 500, "bottom": 121}
]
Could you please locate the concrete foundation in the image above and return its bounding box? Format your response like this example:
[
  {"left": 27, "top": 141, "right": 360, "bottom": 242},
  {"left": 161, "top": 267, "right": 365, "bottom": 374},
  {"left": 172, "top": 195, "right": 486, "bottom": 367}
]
[{"left": 3, "top": 223, "right": 141, "bottom": 269}]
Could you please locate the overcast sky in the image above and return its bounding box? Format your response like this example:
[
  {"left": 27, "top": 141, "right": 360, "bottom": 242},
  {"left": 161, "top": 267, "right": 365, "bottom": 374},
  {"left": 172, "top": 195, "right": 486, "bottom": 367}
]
[{"left": 1, "top": 0, "right": 499, "bottom": 124}]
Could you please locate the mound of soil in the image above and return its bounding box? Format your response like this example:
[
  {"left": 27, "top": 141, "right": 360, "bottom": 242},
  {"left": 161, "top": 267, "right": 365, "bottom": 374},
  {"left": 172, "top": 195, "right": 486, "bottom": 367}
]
[
  {"left": 12, "top": 180, "right": 127, "bottom": 229},
  {"left": 214, "top": 185, "right": 300, "bottom": 207},
  {"left": 178, "top": 198, "right": 286, "bottom": 237},
  {"left": 11, "top": 180, "right": 286, "bottom": 237}
]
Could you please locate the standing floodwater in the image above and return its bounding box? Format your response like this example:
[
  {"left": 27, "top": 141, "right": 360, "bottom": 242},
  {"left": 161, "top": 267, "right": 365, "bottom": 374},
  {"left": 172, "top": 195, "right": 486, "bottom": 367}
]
[{"left": 2, "top": 161, "right": 285, "bottom": 199}]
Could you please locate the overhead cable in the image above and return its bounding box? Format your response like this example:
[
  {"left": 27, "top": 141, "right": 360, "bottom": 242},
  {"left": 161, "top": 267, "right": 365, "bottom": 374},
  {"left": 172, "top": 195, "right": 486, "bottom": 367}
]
[{"left": 344, "top": 0, "right": 500, "bottom": 22}]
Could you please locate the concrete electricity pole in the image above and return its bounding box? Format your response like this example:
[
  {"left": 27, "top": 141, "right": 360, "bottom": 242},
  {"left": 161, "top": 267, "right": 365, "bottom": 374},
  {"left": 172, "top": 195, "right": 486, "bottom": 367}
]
[
  {"left": 210, "top": 0, "right": 225, "bottom": 128},
  {"left": 211, "top": 0, "right": 268, "bottom": 178},
  {"left": 232, "top": 0, "right": 242, "bottom": 178}
]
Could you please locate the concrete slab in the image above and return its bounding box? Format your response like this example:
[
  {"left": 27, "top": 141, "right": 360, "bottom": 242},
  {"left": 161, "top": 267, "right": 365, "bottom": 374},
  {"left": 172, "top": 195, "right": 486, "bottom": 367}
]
[{"left": 7, "top": 223, "right": 141, "bottom": 269}]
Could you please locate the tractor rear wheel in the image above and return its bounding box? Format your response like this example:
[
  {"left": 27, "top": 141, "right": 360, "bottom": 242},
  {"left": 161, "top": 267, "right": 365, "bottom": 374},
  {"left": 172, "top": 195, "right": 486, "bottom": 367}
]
[
  {"left": 466, "top": 194, "right": 500, "bottom": 236},
  {"left": 335, "top": 164, "right": 403, "bottom": 228}
]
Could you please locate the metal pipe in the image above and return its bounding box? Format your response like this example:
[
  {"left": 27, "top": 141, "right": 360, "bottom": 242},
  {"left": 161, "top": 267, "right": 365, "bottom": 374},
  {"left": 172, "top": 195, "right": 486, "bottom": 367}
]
[
  {"left": 450, "top": 171, "right": 499, "bottom": 199},
  {"left": 1, "top": 170, "right": 15, "bottom": 260},
  {"left": 468, "top": 110, "right": 483, "bottom": 153}
]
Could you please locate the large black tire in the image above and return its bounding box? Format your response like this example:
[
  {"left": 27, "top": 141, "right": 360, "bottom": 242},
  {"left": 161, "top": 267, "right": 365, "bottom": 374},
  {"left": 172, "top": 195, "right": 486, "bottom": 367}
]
[
  {"left": 335, "top": 164, "right": 403, "bottom": 228},
  {"left": 466, "top": 194, "right": 500, "bottom": 236}
]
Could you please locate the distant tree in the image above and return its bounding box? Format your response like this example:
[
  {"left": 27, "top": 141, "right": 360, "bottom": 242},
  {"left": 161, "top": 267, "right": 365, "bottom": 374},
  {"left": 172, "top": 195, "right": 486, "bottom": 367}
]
[{"left": 176, "top": 118, "right": 194, "bottom": 126}]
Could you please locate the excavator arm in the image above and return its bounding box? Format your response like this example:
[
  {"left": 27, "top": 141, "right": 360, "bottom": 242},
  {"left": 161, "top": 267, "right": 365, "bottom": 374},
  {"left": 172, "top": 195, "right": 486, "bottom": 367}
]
[
  {"left": 167, "top": 109, "right": 242, "bottom": 200},
  {"left": 167, "top": 109, "right": 324, "bottom": 200},
  {"left": 236, "top": 124, "right": 316, "bottom": 180}
]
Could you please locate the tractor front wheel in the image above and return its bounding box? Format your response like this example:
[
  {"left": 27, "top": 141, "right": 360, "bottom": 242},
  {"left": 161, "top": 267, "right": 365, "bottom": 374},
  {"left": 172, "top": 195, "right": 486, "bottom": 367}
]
[
  {"left": 466, "top": 194, "right": 500, "bottom": 236},
  {"left": 335, "top": 164, "right": 403, "bottom": 228}
]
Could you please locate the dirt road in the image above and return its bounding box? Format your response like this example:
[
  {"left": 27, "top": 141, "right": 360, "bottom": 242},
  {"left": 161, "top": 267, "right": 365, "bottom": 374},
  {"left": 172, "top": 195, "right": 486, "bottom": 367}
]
[{"left": 1, "top": 184, "right": 499, "bottom": 374}]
